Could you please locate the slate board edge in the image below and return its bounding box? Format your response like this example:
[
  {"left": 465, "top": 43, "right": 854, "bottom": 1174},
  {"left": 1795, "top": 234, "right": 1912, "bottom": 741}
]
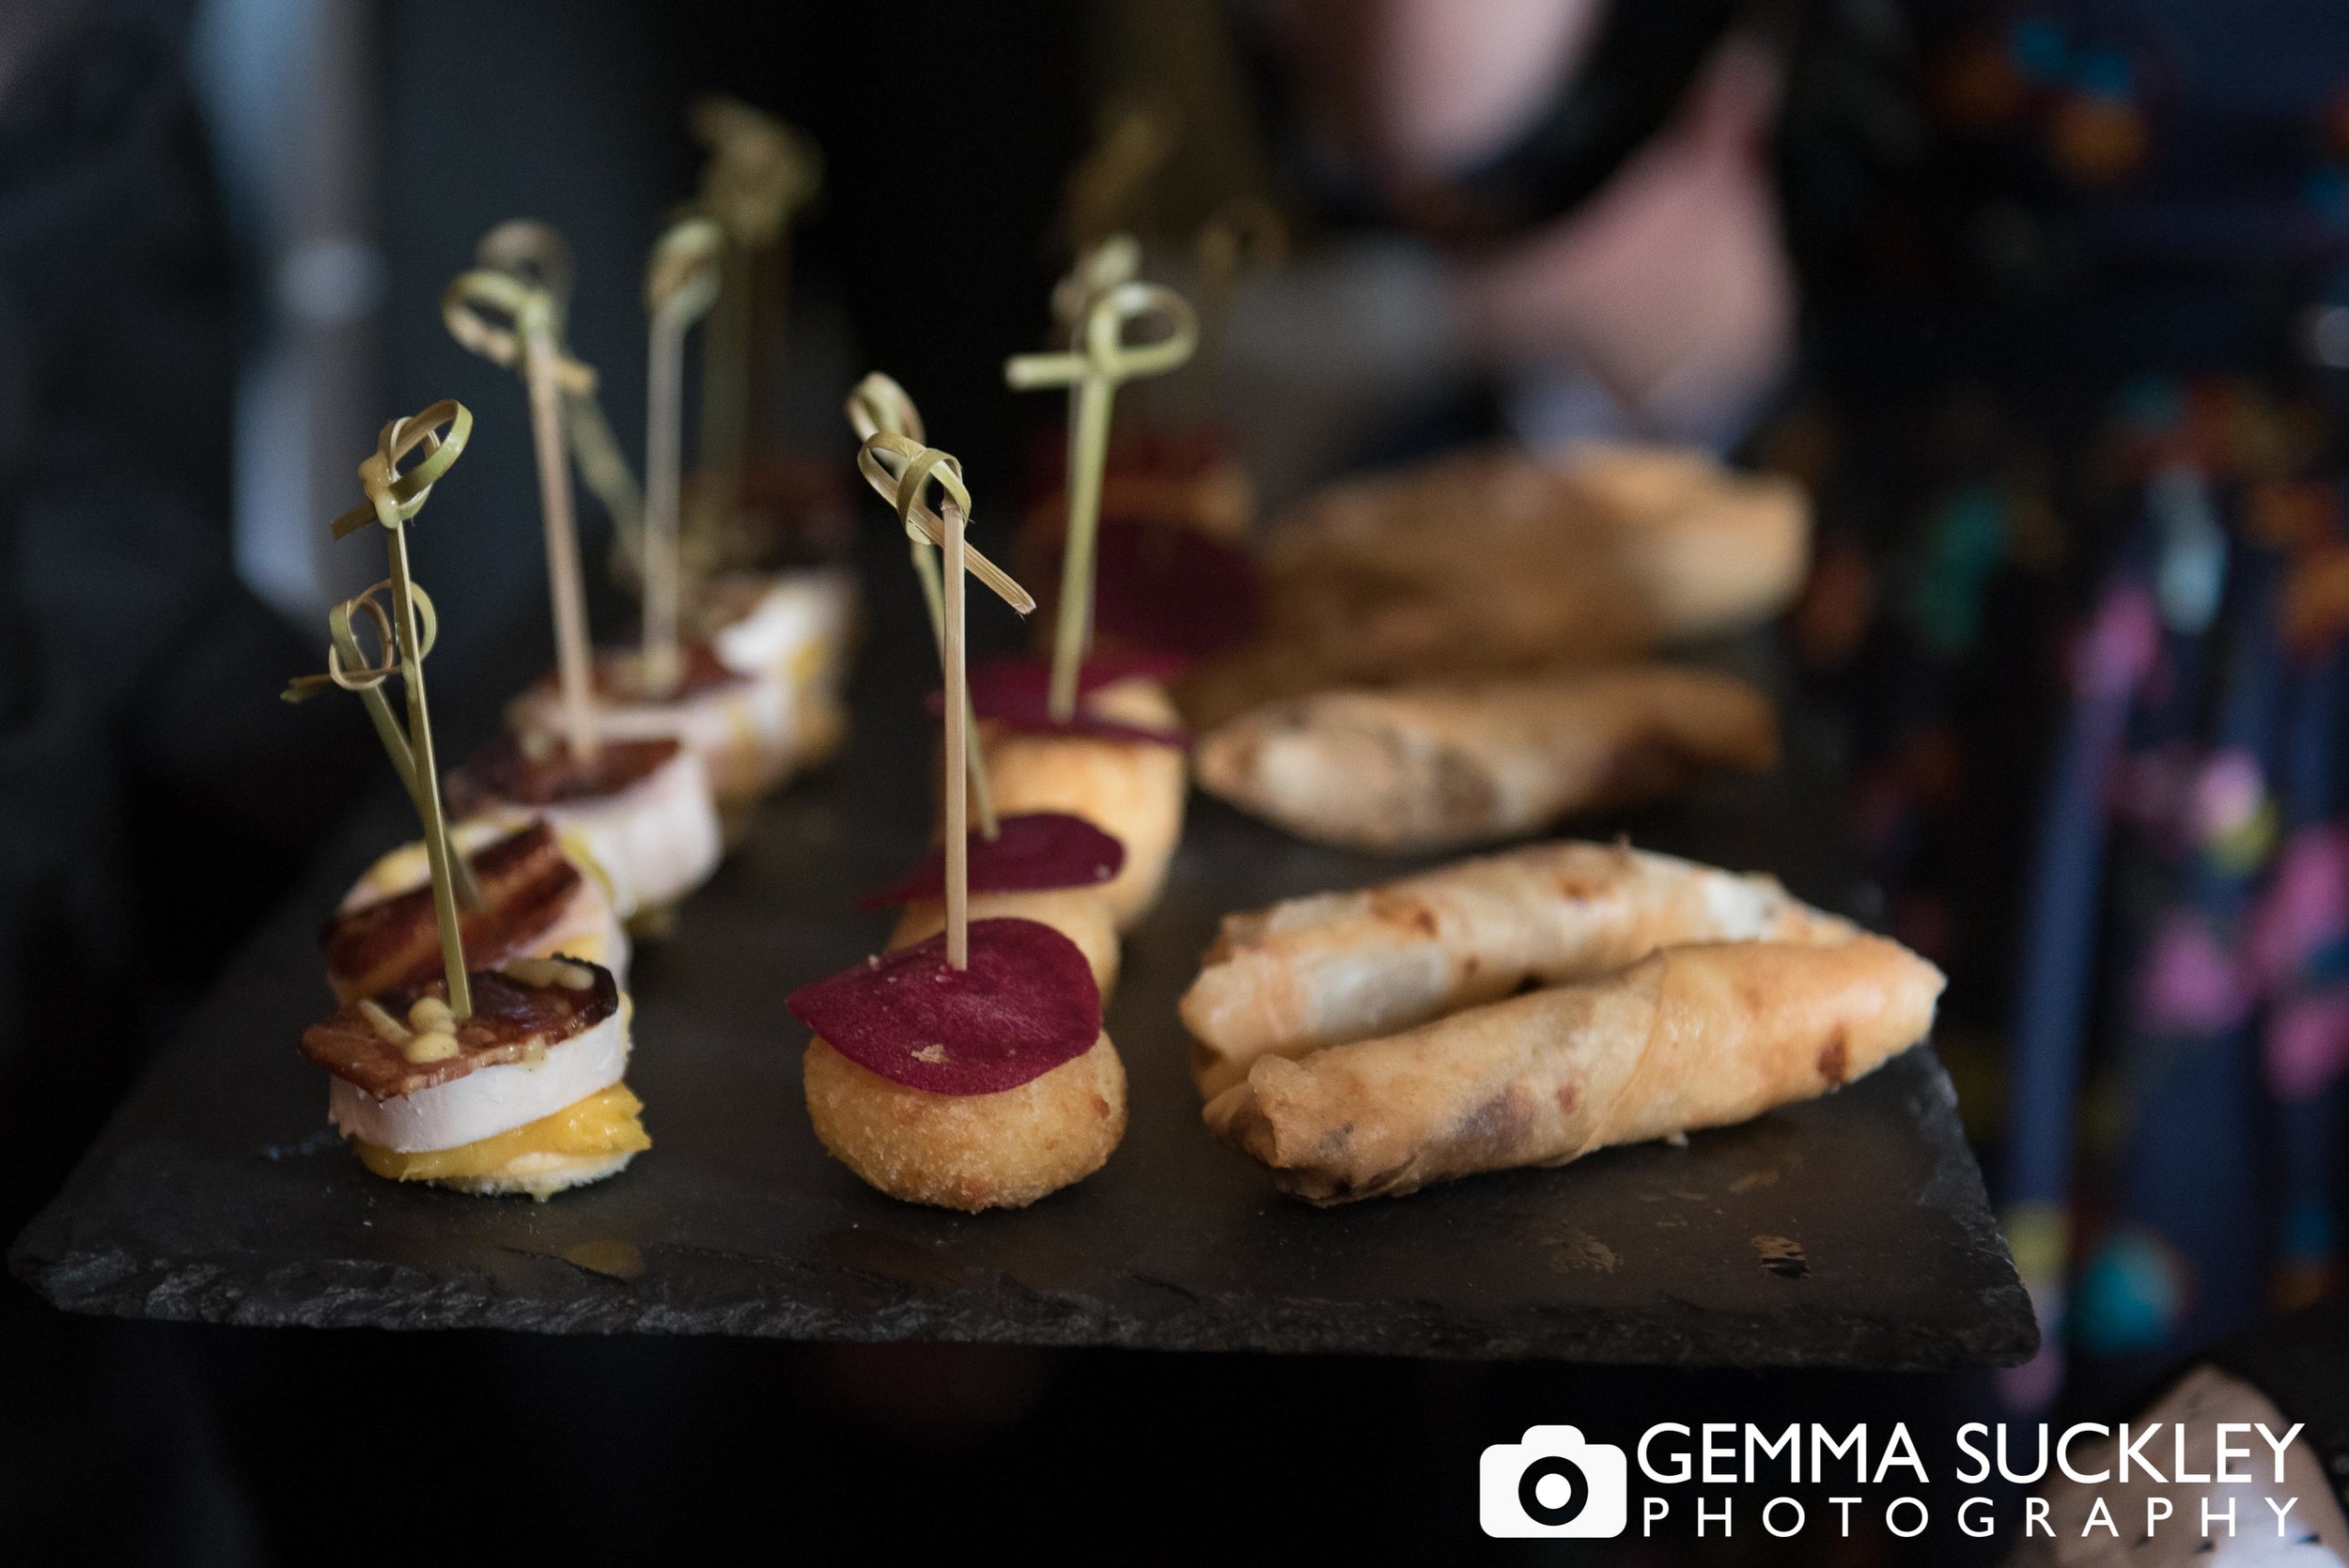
[
  {"left": 10, "top": 1048, "right": 2038, "bottom": 1370},
  {"left": 11, "top": 1252, "right": 2034, "bottom": 1372}
]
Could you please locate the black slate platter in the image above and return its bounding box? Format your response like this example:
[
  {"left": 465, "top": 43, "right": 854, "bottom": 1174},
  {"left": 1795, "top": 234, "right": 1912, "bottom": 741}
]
[{"left": 10, "top": 586, "right": 2034, "bottom": 1367}]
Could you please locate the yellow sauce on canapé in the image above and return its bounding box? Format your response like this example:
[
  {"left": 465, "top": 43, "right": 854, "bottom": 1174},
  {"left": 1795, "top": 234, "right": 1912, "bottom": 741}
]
[{"left": 355, "top": 1084, "right": 650, "bottom": 1183}]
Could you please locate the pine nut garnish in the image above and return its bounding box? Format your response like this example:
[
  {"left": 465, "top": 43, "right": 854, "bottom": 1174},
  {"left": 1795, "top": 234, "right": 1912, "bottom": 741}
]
[
  {"left": 402, "top": 1030, "right": 459, "bottom": 1063},
  {"left": 503, "top": 956, "right": 557, "bottom": 987}
]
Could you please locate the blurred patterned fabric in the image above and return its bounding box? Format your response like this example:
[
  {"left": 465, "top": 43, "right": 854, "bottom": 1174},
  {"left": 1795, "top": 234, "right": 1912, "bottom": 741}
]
[{"left": 1777, "top": 0, "right": 2349, "bottom": 1409}]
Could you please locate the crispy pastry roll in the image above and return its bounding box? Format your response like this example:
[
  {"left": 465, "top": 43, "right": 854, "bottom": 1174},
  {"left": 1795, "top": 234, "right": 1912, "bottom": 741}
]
[
  {"left": 1204, "top": 935, "right": 1943, "bottom": 1203},
  {"left": 979, "top": 676, "right": 1187, "bottom": 931},
  {"left": 1176, "top": 445, "right": 1808, "bottom": 728},
  {"left": 1192, "top": 665, "right": 1777, "bottom": 853},
  {"left": 1184, "top": 839, "right": 1855, "bottom": 1098}
]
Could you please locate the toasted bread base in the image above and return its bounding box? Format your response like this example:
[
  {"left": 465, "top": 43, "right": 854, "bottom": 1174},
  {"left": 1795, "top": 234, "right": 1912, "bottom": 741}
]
[{"left": 428, "top": 1149, "right": 641, "bottom": 1201}]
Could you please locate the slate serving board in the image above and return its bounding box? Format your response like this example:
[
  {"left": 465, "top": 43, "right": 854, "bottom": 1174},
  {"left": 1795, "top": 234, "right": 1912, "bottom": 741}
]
[{"left": 9, "top": 578, "right": 2034, "bottom": 1368}]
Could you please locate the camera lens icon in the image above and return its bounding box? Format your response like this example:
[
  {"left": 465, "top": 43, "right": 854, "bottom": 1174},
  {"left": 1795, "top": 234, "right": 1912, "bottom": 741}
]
[{"left": 1479, "top": 1426, "right": 1629, "bottom": 1538}]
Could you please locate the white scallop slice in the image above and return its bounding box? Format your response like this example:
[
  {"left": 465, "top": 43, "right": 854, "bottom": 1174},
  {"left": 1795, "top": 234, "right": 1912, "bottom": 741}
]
[
  {"left": 328, "top": 1005, "right": 630, "bottom": 1153},
  {"left": 506, "top": 678, "right": 795, "bottom": 805},
  {"left": 530, "top": 746, "right": 722, "bottom": 919}
]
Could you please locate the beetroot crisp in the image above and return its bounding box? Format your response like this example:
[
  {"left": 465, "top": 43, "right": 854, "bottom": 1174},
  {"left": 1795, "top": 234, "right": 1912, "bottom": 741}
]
[
  {"left": 854, "top": 814, "right": 1126, "bottom": 910},
  {"left": 787, "top": 918, "right": 1102, "bottom": 1095},
  {"left": 930, "top": 654, "right": 1189, "bottom": 746},
  {"left": 1055, "top": 519, "right": 1263, "bottom": 663}
]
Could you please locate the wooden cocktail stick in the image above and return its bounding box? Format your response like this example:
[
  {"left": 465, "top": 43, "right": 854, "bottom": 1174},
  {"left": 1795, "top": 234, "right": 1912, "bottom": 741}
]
[
  {"left": 474, "top": 220, "right": 646, "bottom": 556},
  {"left": 845, "top": 373, "right": 998, "bottom": 840},
  {"left": 642, "top": 219, "right": 724, "bottom": 699},
  {"left": 1005, "top": 280, "right": 1197, "bottom": 720},
  {"left": 443, "top": 268, "right": 601, "bottom": 759},
  {"left": 855, "top": 437, "right": 1033, "bottom": 969}
]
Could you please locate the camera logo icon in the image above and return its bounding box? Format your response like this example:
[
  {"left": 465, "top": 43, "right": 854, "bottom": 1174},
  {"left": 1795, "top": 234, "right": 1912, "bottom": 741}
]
[{"left": 1479, "top": 1425, "right": 1629, "bottom": 1538}]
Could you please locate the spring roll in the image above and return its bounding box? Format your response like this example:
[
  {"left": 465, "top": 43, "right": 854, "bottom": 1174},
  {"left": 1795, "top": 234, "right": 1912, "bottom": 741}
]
[
  {"left": 1183, "top": 839, "right": 1855, "bottom": 1098},
  {"left": 1205, "top": 935, "right": 1944, "bottom": 1203},
  {"left": 1176, "top": 445, "right": 1808, "bottom": 728},
  {"left": 979, "top": 676, "right": 1186, "bottom": 932},
  {"left": 1193, "top": 665, "right": 1777, "bottom": 853}
]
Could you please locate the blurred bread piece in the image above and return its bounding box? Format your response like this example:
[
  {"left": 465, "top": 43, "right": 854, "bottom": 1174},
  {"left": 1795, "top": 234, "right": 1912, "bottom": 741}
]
[
  {"left": 1192, "top": 664, "right": 1777, "bottom": 854},
  {"left": 1204, "top": 935, "right": 1943, "bottom": 1204},
  {"left": 1178, "top": 444, "right": 1808, "bottom": 728},
  {"left": 1183, "top": 838, "right": 1854, "bottom": 1098},
  {"left": 975, "top": 677, "right": 1187, "bottom": 931}
]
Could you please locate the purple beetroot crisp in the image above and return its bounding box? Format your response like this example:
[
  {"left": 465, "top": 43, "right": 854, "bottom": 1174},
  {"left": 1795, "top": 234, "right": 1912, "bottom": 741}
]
[
  {"left": 1063, "top": 518, "right": 1264, "bottom": 662},
  {"left": 928, "top": 653, "right": 1190, "bottom": 746},
  {"left": 787, "top": 918, "right": 1103, "bottom": 1094},
  {"left": 855, "top": 814, "right": 1126, "bottom": 911}
]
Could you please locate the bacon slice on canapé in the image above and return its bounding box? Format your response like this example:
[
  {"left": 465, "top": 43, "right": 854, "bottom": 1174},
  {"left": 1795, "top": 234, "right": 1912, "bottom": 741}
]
[
  {"left": 323, "top": 820, "right": 582, "bottom": 1002},
  {"left": 301, "top": 960, "right": 620, "bottom": 1100}
]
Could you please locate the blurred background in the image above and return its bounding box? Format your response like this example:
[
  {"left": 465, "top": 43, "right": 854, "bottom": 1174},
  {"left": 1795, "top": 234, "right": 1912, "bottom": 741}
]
[{"left": 10, "top": 0, "right": 2349, "bottom": 1560}]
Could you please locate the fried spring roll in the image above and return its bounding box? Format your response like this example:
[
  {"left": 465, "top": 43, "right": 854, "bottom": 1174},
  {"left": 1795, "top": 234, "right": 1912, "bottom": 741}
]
[
  {"left": 1176, "top": 445, "right": 1808, "bottom": 728},
  {"left": 1183, "top": 839, "right": 1855, "bottom": 1098},
  {"left": 1192, "top": 665, "right": 1777, "bottom": 853},
  {"left": 978, "top": 677, "right": 1186, "bottom": 932},
  {"left": 1204, "top": 936, "right": 1944, "bottom": 1203}
]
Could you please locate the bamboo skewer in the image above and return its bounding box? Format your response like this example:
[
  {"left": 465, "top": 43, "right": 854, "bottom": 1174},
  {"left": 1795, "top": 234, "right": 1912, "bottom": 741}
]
[
  {"left": 691, "top": 97, "right": 821, "bottom": 483},
  {"left": 287, "top": 586, "right": 483, "bottom": 912},
  {"left": 845, "top": 373, "right": 998, "bottom": 839},
  {"left": 474, "top": 220, "right": 646, "bottom": 558},
  {"left": 1005, "top": 280, "right": 1198, "bottom": 720},
  {"left": 855, "top": 437, "right": 1034, "bottom": 970},
  {"left": 294, "top": 400, "right": 480, "bottom": 1015},
  {"left": 642, "top": 219, "right": 724, "bottom": 699},
  {"left": 443, "top": 269, "right": 601, "bottom": 758},
  {"left": 942, "top": 489, "right": 969, "bottom": 968}
]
